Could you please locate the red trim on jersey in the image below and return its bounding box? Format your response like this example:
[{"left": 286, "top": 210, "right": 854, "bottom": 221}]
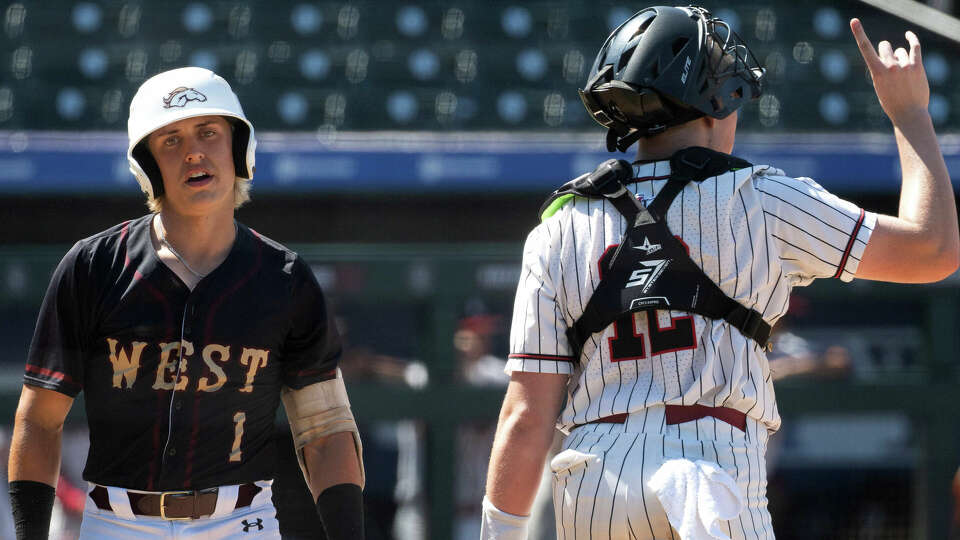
[
  {"left": 119, "top": 221, "right": 131, "bottom": 268},
  {"left": 24, "top": 364, "right": 78, "bottom": 386},
  {"left": 653, "top": 312, "right": 677, "bottom": 331},
  {"left": 597, "top": 244, "right": 619, "bottom": 279},
  {"left": 673, "top": 235, "right": 690, "bottom": 255},
  {"left": 508, "top": 353, "right": 576, "bottom": 363},
  {"left": 833, "top": 208, "right": 866, "bottom": 279},
  {"left": 648, "top": 313, "right": 698, "bottom": 356}
]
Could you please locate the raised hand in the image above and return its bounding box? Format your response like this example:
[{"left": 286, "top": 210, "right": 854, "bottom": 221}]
[{"left": 850, "top": 18, "right": 930, "bottom": 125}]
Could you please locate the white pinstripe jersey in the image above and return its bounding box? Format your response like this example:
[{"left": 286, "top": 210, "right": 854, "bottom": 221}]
[{"left": 506, "top": 158, "right": 876, "bottom": 434}]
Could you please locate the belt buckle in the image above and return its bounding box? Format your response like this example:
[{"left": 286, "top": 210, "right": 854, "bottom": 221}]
[{"left": 159, "top": 490, "right": 194, "bottom": 521}]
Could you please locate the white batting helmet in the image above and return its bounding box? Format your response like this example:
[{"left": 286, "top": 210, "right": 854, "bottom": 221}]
[{"left": 127, "top": 66, "right": 256, "bottom": 199}]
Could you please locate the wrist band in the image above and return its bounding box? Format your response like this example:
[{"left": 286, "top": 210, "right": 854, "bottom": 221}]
[
  {"left": 9, "top": 480, "right": 55, "bottom": 540},
  {"left": 481, "top": 496, "right": 530, "bottom": 540},
  {"left": 315, "top": 483, "right": 364, "bottom": 540}
]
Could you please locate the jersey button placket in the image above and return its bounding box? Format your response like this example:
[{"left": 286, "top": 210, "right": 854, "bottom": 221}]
[
  {"left": 161, "top": 295, "right": 194, "bottom": 480},
  {"left": 183, "top": 301, "right": 197, "bottom": 338}
]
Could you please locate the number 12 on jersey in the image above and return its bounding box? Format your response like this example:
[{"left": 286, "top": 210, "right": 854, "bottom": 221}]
[{"left": 607, "top": 311, "right": 697, "bottom": 362}]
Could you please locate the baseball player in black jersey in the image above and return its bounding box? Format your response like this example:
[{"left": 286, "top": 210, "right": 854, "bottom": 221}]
[
  {"left": 8, "top": 67, "right": 365, "bottom": 540},
  {"left": 483, "top": 6, "right": 958, "bottom": 539}
]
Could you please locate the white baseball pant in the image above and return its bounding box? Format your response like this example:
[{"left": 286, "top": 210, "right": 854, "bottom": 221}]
[
  {"left": 551, "top": 405, "right": 774, "bottom": 540},
  {"left": 78, "top": 480, "right": 280, "bottom": 539}
]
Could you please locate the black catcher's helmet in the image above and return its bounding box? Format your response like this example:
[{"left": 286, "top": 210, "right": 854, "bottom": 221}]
[{"left": 580, "top": 6, "right": 765, "bottom": 152}]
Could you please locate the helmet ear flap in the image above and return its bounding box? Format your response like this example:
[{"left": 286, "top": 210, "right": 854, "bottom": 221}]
[
  {"left": 132, "top": 142, "right": 164, "bottom": 198},
  {"left": 230, "top": 120, "right": 252, "bottom": 178}
]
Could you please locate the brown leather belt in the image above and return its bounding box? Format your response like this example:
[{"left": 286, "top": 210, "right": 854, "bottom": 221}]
[
  {"left": 89, "top": 483, "right": 261, "bottom": 520},
  {"left": 584, "top": 405, "right": 747, "bottom": 432}
]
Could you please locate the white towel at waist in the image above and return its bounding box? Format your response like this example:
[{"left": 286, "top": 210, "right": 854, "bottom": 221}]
[{"left": 647, "top": 458, "right": 744, "bottom": 540}]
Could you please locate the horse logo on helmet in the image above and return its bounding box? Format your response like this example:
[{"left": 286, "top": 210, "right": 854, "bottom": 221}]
[{"left": 162, "top": 87, "right": 208, "bottom": 108}]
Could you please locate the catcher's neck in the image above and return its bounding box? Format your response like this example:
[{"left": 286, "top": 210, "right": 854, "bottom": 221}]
[{"left": 635, "top": 113, "right": 737, "bottom": 161}]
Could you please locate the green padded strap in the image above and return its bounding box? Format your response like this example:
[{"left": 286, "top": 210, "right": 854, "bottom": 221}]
[{"left": 540, "top": 193, "right": 577, "bottom": 222}]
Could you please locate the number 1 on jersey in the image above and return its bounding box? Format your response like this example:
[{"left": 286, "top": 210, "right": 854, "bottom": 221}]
[
  {"left": 230, "top": 411, "right": 246, "bottom": 463},
  {"left": 608, "top": 311, "right": 697, "bottom": 362}
]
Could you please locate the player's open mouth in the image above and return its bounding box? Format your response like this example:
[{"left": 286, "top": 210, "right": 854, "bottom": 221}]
[{"left": 185, "top": 170, "right": 214, "bottom": 186}]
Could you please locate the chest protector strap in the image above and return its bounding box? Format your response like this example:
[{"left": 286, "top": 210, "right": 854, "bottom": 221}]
[{"left": 540, "top": 147, "right": 772, "bottom": 358}]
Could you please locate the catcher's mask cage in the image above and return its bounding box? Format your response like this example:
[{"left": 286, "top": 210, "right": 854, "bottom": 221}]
[
  {"left": 579, "top": 5, "right": 765, "bottom": 152},
  {"left": 126, "top": 66, "right": 256, "bottom": 199}
]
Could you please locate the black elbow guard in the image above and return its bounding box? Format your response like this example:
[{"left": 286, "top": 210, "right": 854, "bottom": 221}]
[
  {"left": 315, "top": 483, "right": 364, "bottom": 540},
  {"left": 9, "top": 480, "right": 56, "bottom": 540}
]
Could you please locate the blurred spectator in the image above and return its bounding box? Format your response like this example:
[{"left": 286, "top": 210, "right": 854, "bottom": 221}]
[
  {"left": 54, "top": 474, "right": 85, "bottom": 539},
  {"left": 768, "top": 295, "right": 852, "bottom": 381},
  {"left": 338, "top": 313, "right": 429, "bottom": 539},
  {"left": 952, "top": 466, "right": 960, "bottom": 540},
  {"left": 454, "top": 315, "right": 507, "bottom": 387},
  {"left": 453, "top": 314, "right": 508, "bottom": 540},
  {"left": 337, "top": 316, "right": 428, "bottom": 389}
]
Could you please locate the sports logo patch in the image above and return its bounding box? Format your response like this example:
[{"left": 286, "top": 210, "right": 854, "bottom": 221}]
[
  {"left": 625, "top": 259, "right": 670, "bottom": 292},
  {"left": 629, "top": 296, "right": 670, "bottom": 309},
  {"left": 162, "top": 87, "right": 207, "bottom": 108},
  {"left": 632, "top": 236, "right": 661, "bottom": 255},
  {"left": 680, "top": 56, "right": 692, "bottom": 84},
  {"left": 241, "top": 518, "right": 264, "bottom": 532}
]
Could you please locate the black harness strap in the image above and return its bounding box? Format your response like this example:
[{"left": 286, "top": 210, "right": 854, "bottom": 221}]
[{"left": 544, "top": 147, "right": 772, "bottom": 358}]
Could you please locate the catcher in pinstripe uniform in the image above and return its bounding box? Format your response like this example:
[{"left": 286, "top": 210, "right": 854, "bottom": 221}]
[{"left": 482, "top": 6, "right": 958, "bottom": 539}]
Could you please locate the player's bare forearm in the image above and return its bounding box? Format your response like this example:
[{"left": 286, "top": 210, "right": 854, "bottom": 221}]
[
  {"left": 892, "top": 113, "right": 958, "bottom": 251},
  {"left": 8, "top": 386, "right": 73, "bottom": 486},
  {"left": 485, "top": 372, "right": 567, "bottom": 515},
  {"left": 485, "top": 414, "right": 552, "bottom": 515},
  {"left": 301, "top": 431, "right": 363, "bottom": 500},
  {"left": 851, "top": 18, "right": 960, "bottom": 282},
  {"left": 8, "top": 419, "right": 62, "bottom": 487}
]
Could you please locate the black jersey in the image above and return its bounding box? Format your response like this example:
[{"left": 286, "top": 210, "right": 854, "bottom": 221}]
[{"left": 25, "top": 214, "right": 342, "bottom": 491}]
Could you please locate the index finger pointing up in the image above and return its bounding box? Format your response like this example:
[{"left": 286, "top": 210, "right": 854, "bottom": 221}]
[{"left": 850, "top": 18, "right": 883, "bottom": 71}]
